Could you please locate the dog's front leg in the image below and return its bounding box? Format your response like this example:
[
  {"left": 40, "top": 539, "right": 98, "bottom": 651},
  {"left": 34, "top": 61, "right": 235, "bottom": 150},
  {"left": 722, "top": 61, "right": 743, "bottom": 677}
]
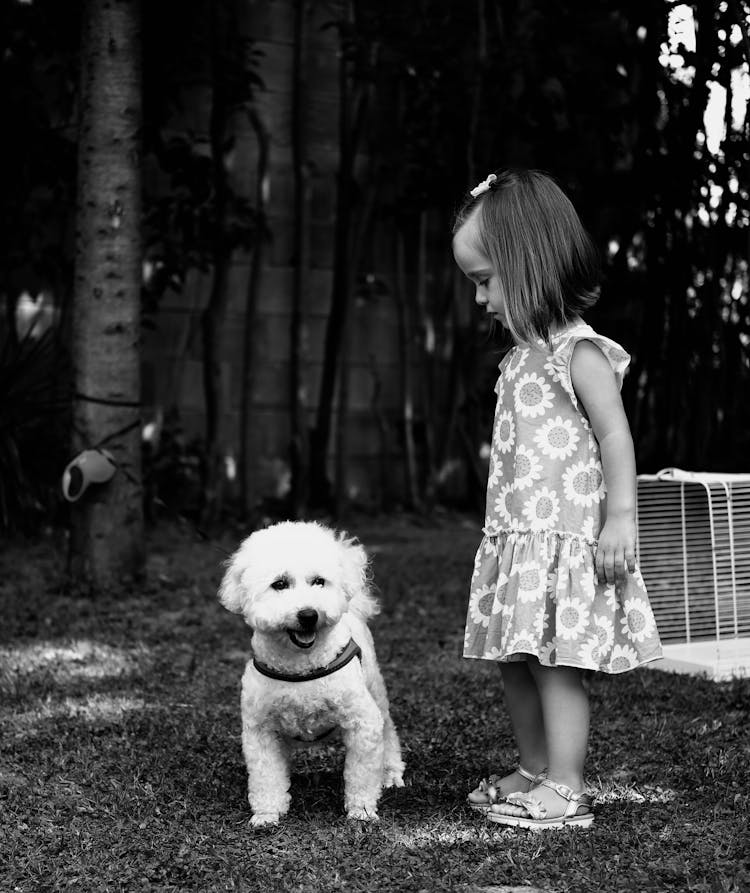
[
  {"left": 365, "top": 665, "right": 405, "bottom": 789},
  {"left": 340, "top": 696, "right": 385, "bottom": 822},
  {"left": 242, "top": 723, "right": 291, "bottom": 827}
]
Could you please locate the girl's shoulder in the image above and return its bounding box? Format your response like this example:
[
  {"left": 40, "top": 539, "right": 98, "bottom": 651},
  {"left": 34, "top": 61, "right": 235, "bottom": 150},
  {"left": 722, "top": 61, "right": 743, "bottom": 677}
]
[
  {"left": 495, "top": 323, "right": 631, "bottom": 390},
  {"left": 549, "top": 321, "right": 630, "bottom": 372},
  {"left": 544, "top": 321, "right": 632, "bottom": 405}
]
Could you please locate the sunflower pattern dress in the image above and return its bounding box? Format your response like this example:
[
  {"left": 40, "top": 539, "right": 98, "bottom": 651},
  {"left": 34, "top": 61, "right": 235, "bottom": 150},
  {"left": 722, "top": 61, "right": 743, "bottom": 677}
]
[{"left": 464, "top": 322, "right": 662, "bottom": 673}]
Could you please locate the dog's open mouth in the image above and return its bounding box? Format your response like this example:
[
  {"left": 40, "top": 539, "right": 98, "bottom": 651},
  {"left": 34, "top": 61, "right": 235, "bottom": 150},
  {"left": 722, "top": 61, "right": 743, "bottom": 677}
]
[{"left": 288, "top": 629, "right": 317, "bottom": 649}]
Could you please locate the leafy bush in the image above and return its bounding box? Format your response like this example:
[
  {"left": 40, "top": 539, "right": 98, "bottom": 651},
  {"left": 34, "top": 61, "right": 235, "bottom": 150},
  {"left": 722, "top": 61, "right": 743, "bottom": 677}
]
[
  {"left": 142, "top": 408, "right": 207, "bottom": 523},
  {"left": 0, "top": 324, "right": 70, "bottom": 533}
]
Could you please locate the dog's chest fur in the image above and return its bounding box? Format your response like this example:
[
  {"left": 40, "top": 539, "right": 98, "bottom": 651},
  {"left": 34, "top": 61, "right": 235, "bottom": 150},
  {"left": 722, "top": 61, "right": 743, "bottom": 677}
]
[{"left": 267, "top": 690, "right": 346, "bottom": 741}]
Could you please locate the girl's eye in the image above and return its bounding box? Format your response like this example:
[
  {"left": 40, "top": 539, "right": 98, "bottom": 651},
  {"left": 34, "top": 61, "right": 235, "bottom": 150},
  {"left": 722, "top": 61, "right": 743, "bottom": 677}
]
[
  {"left": 271, "top": 577, "right": 290, "bottom": 591},
  {"left": 478, "top": 278, "right": 490, "bottom": 288},
  {"left": 311, "top": 576, "right": 326, "bottom": 587}
]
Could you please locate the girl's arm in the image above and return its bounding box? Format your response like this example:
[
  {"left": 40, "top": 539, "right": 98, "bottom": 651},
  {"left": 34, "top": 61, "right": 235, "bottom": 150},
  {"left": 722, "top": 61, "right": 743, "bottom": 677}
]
[{"left": 570, "top": 340, "right": 637, "bottom": 585}]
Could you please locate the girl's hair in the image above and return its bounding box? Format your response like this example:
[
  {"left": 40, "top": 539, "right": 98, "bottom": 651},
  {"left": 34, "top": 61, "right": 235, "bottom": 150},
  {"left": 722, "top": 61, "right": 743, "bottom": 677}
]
[{"left": 453, "top": 168, "right": 601, "bottom": 345}]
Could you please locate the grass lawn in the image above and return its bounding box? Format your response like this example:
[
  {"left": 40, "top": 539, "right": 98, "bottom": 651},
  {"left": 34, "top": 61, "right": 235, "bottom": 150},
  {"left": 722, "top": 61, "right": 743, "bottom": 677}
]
[{"left": 1, "top": 516, "right": 748, "bottom": 892}]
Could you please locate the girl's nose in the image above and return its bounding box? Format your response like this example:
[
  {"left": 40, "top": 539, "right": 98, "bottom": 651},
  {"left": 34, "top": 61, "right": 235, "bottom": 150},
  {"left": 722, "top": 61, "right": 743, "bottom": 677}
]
[{"left": 475, "top": 290, "right": 487, "bottom": 306}]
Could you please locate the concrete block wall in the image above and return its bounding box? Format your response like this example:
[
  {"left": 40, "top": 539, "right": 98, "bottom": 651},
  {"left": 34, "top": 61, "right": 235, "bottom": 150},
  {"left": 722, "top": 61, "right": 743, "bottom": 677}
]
[{"left": 142, "top": 0, "right": 408, "bottom": 509}]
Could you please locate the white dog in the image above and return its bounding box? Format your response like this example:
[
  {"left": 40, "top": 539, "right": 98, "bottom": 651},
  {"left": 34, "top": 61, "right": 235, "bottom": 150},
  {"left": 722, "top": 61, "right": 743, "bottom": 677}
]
[{"left": 218, "top": 521, "right": 405, "bottom": 826}]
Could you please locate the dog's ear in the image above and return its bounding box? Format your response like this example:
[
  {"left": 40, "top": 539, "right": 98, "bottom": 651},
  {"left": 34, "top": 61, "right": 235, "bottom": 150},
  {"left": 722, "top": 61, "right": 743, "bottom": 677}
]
[
  {"left": 338, "top": 533, "right": 380, "bottom": 619},
  {"left": 337, "top": 533, "right": 369, "bottom": 599},
  {"left": 218, "top": 551, "right": 247, "bottom": 614}
]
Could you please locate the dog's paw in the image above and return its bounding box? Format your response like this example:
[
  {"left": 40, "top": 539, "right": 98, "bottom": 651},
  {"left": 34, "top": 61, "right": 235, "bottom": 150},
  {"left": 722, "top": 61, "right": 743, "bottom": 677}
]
[
  {"left": 251, "top": 812, "right": 281, "bottom": 827},
  {"left": 346, "top": 806, "right": 379, "bottom": 822}
]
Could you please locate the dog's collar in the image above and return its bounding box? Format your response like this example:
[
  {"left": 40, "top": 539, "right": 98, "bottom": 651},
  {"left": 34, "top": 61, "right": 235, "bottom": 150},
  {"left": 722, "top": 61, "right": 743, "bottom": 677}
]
[{"left": 252, "top": 638, "right": 362, "bottom": 682}]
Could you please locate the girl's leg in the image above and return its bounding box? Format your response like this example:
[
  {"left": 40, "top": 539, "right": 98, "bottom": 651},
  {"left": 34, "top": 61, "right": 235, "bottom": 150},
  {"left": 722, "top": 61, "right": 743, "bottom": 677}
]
[
  {"left": 468, "top": 661, "right": 546, "bottom": 803},
  {"left": 527, "top": 658, "right": 589, "bottom": 793},
  {"left": 498, "top": 661, "right": 548, "bottom": 789},
  {"left": 491, "top": 658, "right": 590, "bottom": 818}
]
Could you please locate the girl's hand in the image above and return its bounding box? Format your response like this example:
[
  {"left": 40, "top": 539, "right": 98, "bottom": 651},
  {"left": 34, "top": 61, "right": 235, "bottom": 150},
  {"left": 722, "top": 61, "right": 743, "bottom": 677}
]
[
  {"left": 570, "top": 340, "right": 639, "bottom": 587},
  {"left": 595, "top": 515, "right": 637, "bottom": 585}
]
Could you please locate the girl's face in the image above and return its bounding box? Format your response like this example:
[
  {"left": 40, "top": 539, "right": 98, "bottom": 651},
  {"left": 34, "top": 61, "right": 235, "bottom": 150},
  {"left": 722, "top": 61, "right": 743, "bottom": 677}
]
[{"left": 452, "top": 214, "right": 507, "bottom": 328}]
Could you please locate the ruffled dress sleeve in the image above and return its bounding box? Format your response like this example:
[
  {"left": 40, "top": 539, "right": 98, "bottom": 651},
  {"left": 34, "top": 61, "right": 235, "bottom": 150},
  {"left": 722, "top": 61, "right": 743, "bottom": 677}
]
[{"left": 547, "top": 324, "right": 631, "bottom": 414}]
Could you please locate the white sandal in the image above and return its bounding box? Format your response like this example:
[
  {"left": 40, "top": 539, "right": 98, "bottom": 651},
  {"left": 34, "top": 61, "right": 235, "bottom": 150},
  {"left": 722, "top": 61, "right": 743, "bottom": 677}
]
[
  {"left": 467, "top": 766, "right": 547, "bottom": 813},
  {"left": 487, "top": 778, "right": 595, "bottom": 830}
]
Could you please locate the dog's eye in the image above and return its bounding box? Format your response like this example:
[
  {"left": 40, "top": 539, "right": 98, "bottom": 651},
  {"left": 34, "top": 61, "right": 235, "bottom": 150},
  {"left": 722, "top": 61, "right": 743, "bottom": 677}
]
[
  {"left": 271, "top": 577, "right": 290, "bottom": 591},
  {"left": 310, "top": 576, "right": 326, "bottom": 587}
]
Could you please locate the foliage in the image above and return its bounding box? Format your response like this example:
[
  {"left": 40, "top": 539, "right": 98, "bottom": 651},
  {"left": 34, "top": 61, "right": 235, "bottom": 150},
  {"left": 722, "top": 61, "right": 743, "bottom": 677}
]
[
  {"left": 2, "top": 0, "right": 749, "bottom": 523},
  {"left": 0, "top": 325, "right": 69, "bottom": 533},
  {"left": 0, "top": 0, "right": 80, "bottom": 316},
  {"left": 142, "top": 409, "right": 207, "bottom": 522},
  {"left": 141, "top": 133, "right": 259, "bottom": 315},
  {"left": 1, "top": 520, "right": 748, "bottom": 892},
  {"left": 344, "top": 0, "right": 750, "bottom": 486},
  {"left": 1, "top": 0, "right": 264, "bottom": 318},
  {"left": 625, "top": 0, "right": 750, "bottom": 471},
  {"left": 140, "top": 0, "right": 264, "bottom": 312}
]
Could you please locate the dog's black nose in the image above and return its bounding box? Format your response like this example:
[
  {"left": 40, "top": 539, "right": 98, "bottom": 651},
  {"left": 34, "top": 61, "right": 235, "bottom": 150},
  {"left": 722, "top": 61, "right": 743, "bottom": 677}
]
[{"left": 297, "top": 609, "right": 318, "bottom": 628}]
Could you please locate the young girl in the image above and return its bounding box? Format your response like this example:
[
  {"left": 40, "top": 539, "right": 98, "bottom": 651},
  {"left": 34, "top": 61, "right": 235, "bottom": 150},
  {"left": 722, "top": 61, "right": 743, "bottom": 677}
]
[{"left": 453, "top": 168, "right": 662, "bottom": 830}]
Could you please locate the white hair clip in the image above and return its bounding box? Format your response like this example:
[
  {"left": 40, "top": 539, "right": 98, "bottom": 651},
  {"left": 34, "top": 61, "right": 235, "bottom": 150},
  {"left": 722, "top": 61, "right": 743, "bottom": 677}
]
[{"left": 470, "top": 173, "right": 498, "bottom": 198}]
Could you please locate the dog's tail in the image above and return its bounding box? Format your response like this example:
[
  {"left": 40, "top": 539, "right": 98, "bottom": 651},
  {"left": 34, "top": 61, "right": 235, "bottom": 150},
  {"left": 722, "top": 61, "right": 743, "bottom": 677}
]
[{"left": 338, "top": 531, "right": 381, "bottom": 621}]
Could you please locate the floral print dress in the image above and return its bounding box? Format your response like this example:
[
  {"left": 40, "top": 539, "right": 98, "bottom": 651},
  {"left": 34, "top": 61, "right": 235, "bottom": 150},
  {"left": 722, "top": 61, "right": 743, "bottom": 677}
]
[{"left": 464, "top": 322, "right": 662, "bottom": 673}]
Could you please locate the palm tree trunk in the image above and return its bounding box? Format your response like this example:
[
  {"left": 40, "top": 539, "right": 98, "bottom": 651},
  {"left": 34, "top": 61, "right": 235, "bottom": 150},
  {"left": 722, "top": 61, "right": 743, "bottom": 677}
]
[{"left": 70, "top": 0, "right": 144, "bottom": 588}]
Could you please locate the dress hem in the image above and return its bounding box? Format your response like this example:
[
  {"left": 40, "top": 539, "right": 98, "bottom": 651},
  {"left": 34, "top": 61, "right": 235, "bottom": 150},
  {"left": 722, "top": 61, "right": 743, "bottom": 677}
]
[{"left": 462, "top": 650, "right": 664, "bottom": 675}]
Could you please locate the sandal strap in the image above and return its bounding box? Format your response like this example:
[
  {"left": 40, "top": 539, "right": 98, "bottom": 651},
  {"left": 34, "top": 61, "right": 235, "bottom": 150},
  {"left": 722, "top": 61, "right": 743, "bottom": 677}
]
[
  {"left": 539, "top": 778, "right": 594, "bottom": 806},
  {"left": 474, "top": 766, "right": 545, "bottom": 794},
  {"left": 470, "top": 766, "right": 548, "bottom": 808},
  {"left": 517, "top": 765, "right": 547, "bottom": 784}
]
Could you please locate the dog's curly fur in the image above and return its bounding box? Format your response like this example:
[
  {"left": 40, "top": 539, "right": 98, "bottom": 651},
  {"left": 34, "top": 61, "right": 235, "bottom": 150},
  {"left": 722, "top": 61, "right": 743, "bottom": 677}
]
[{"left": 219, "top": 521, "right": 405, "bottom": 826}]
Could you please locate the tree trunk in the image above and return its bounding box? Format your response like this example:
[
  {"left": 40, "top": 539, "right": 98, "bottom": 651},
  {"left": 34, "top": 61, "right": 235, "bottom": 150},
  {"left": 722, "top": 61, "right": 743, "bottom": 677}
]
[
  {"left": 200, "top": 0, "right": 233, "bottom": 524},
  {"left": 290, "top": 0, "right": 311, "bottom": 517},
  {"left": 69, "top": 0, "right": 144, "bottom": 588},
  {"left": 332, "top": 177, "right": 376, "bottom": 517},
  {"left": 415, "top": 210, "right": 438, "bottom": 508},
  {"left": 395, "top": 230, "right": 421, "bottom": 511},
  {"left": 240, "top": 105, "right": 270, "bottom": 514},
  {"left": 333, "top": 315, "right": 351, "bottom": 519},
  {"left": 309, "top": 19, "right": 352, "bottom": 509},
  {"left": 309, "top": 0, "right": 371, "bottom": 508}
]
